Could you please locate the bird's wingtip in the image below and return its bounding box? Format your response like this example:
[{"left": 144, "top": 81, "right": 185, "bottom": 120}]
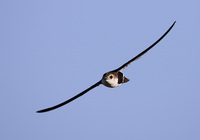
[{"left": 36, "top": 110, "right": 43, "bottom": 113}]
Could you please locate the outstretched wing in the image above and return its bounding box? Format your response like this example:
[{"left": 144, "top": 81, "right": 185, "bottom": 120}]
[
  {"left": 37, "top": 80, "right": 102, "bottom": 113},
  {"left": 113, "top": 21, "right": 176, "bottom": 72}
]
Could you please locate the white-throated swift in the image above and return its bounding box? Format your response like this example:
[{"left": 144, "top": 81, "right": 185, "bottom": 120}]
[{"left": 37, "top": 21, "right": 176, "bottom": 113}]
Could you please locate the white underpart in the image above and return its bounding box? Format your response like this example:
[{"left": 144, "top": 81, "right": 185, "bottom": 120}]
[{"left": 101, "top": 77, "right": 121, "bottom": 88}]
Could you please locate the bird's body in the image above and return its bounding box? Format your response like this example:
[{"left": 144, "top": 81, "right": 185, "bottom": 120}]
[
  {"left": 101, "top": 71, "right": 129, "bottom": 88},
  {"left": 37, "top": 21, "right": 176, "bottom": 113}
]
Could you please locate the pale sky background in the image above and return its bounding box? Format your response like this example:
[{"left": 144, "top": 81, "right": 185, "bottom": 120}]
[{"left": 0, "top": 0, "right": 200, "bottom": 140}]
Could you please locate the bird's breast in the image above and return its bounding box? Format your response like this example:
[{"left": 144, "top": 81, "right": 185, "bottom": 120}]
[{"left": 101, "top": 78, "right": 120, "bottom": 88}]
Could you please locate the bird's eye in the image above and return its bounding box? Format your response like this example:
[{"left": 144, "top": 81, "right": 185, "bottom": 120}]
[{"left": 109, "top": 75, "right": 113, "bottom": 79}]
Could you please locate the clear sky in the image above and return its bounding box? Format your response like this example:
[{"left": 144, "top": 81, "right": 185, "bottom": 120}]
[{"left": 1, "top": 0, "right": 200, "bottom": 140}]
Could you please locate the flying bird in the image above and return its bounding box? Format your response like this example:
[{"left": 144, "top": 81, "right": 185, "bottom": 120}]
[{"left": 37, "top": 21, "right": 176, "bottom": 113}]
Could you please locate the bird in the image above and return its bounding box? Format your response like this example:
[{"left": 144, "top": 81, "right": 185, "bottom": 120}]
[{"left": 37, "top": 21, "right": 176, "bottom": 113}]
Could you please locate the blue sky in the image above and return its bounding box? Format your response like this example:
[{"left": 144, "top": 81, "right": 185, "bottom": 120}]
[{"left": 0, "top": 0, "right": 200, "bottom": 139}]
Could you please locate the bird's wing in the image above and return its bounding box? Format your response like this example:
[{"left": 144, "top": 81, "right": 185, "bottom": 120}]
[
  {"left": 112, "top": 21, "right": 176, "bottom": 72},
  {"left": 37, "top": 80, "right": 102, "bottom": 113}
]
